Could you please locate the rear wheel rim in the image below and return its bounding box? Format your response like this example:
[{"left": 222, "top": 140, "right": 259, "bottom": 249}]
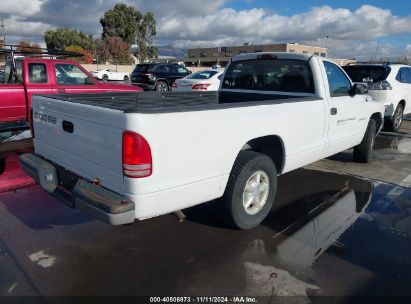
[
  {"left": 394, "top": 106, "right": 403, "bottom": 129},
  {"left": 157, "top": 83, "right": 167, "bottom": 91},
  {"left": 242, "top": 170, "right": 270, "bottom": 215}
]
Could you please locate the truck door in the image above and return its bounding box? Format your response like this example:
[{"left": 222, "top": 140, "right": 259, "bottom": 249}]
[
  {"left": 322, "top": 60, "right": 370, "bottom": 157},
  {"left": 25, "top": 62, "right": 55, "bottom": 111},
  {"left": 0, "top": 60, "right": 26, "bottom": 124},
  {"left": 53, "top": 63, "right": 98, "bottom": 94}
]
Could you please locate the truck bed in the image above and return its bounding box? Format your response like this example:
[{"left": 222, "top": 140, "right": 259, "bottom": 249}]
[{"left": 39, "top": 91, "right": 321, "bottom": 114}]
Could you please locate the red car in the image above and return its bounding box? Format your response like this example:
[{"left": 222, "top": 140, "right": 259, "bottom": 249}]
[{"left": 0, "top": 50, "right": 142, "bottom": 131}]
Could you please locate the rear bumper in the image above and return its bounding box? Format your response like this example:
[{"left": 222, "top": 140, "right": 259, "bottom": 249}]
[{"left": 18, "top": 153, "right": 135, "bottom": 225}]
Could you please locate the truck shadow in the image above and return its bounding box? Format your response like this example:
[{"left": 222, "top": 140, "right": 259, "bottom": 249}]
[
  {"left": 185, "top": 168, "right": 373, "bottom": 233},
  {"left": 0, "top": 186, "right": 93, "bottom": 230}
]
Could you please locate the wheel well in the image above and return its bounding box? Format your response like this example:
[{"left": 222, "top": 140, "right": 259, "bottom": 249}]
[
  {"left": 156, "top": 79, "right": 168, "bottom": 86},
  {"left": 370, "top": 112, "right": 383, "bottom": 134},
  {"left": 241, "top": 135, "right": 285, "bottom": 173},
  {"left": 399, "top": 100, "right": 406, "bottom": 108}
]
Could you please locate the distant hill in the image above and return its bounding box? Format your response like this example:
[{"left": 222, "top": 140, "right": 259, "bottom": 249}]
[{"left": 156, "top": 45, "right": 187, "bottom": 59}]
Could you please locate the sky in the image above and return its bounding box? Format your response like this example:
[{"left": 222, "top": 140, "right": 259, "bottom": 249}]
[{"left": 1, "top": 0, "right": 411, "bottom": 60}]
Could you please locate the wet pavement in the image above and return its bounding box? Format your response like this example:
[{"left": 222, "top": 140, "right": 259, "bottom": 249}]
[
  {"left": 0, "top": 121, "right": 410, "bottom": 302},
  {"left": 307, "top": 120, "right": 411, "bottom": 187},
  {"left": 0, "top": 169, "right": 410, "bottom": 301}
]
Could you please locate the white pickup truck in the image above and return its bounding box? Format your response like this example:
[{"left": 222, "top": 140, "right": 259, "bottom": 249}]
[{"left": 19, "top": 53, "right": 385, "bottom": 229}]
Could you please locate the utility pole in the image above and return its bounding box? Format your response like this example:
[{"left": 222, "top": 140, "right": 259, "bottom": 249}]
[
  {"left": 0, "top": 18, "right": 5, "bottom": 45},
  {"left": 325, "top": 35, "right": 329, "bottom": 57}
]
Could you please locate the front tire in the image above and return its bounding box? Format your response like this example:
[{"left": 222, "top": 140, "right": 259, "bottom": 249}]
[
  {"left": 220, "top": 151, "right": 277, "bottom": 230},
  {"left": 124, "top": 75, "right": 129, "bottom": 81},
  {"left": 102, "top": 74, "right": 108, "bottom": 81},
  {"left": 353, "top": 119, "right": 377, "bottom": 163}
]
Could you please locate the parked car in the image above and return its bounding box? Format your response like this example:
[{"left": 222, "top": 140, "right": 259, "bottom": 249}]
[
  {"left": 172, "top": 68, "right": 224, "bottom": 91},
  {"left": 0, "top": 56, "right": 142, "bottom": 132},
  {"left": 91, "top": 68, "right": 130, "bottom": 81},
  {"left": 130, "top": 63, "right": 191, "bottom": 91},
  {"left": 20, "top": 52, "right": 384, "bottom": 230},
  {"left": 343, "top": 63, "right": 411, "bottom": 132}
]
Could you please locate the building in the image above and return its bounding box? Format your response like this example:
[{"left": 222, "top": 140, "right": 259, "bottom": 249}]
[{"left": 183, "top": 43, "right": 327, "bottom": 67}]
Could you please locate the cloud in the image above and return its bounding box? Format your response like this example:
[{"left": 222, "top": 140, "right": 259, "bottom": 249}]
[
  {"left": 1, "top": 16, "right": 50, "bottom": 43},
  {"left": 156, "top": 5, "right": 411, "bottom": 43},
  {"left": 0, "top": 0, "right": 43, "bottom": 17},
  {"left": 1, "top": 1, "right": 411, "bottom": 60},
  {"left": 133, "top": 0, "right": 227, "bottom": 17}
]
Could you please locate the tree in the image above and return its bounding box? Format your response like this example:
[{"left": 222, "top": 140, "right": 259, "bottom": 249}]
[
  {"left": 44, "top": 28, "right": 94, "bottom": 51},
  {"left": 100, "top": 3, "right": 157, "bottom": 61},
  {"left": 94, "top": 39, "right": 111, "bottom": 64},
  {"left": 136, "top": 12, "right": 157, "bottom": 62},
  {"left": 105, "top": 36, "right": 133, "bottom": 65},
  {"left": 16, "top": 41, "right": 42, "bottom": 53},
  {"left": 100, "top": 3, "right": 142, "bottom": 44},
  {"left": 65, "top": 45, "right": 93, "bottom": 64}
]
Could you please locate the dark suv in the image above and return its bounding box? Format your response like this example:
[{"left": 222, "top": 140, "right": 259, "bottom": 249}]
[{"left": 131, "top": 63, "right": 191, "bottom": 91}]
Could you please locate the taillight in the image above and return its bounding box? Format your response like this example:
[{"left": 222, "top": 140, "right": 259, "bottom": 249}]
[
  {"left": 192, "top": 83, "right": 211, "bottom": 90},
  {"left": 367, "top": 80, "right": 392, "bottom": 90},
  {"left": 122, "top": 131, "right": 152, "bottom": 178},
  {"left": 142, "top": 73, "right": 155, "bottom": 80},
  {"left": 30, "top": 109, "right": 35, "bottom": 138}
]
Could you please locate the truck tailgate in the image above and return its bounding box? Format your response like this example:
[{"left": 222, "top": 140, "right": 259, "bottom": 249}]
[{"left": 32, "top": 95, "right": 125, "bottom": 194}]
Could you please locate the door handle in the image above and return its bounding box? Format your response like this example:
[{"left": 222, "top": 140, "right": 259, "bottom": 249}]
[
  {"left": 331, "top": 108, "right": 337, "bottom": 115},
  {"left": 58, "top": 89, "right": 66, "bottom": 94}
]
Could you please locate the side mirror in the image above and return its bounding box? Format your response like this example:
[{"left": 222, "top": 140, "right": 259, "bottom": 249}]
[
  {"left": 85, "top": 77, "right": 95, "bottom": 85},
  {"left": 351, "top": 83, "right": 368, "bottom": 95}
]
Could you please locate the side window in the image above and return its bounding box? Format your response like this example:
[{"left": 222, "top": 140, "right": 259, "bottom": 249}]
[
  {"left": 28, "top": 63, "right": 48, "bottom": 84},
  {"left": 154, "top": 65, "right": 169, "bottom": 73},
  {"left": 177, "top": 67, "right": 188, "bottom": 75},
  {"left": 396, "top": 68, "right": 405, "bottom": 83},
  {"left": 55, "top": 64, "right": 93, "bottom": 85},
  {"left": 324, "top": 61, "right": 351, "bottom": 97},
  {"left": 3, "top": 60, "right": 23, "bottom": 84},
  {"left": 398, "top": 68, "right": 411, "bottom": 84},
  {"left": 395, "top": 68, "right": 411, "bottom": 83},
  {"left": 168, "top": 65, "right": 177, "bottom": 74}
]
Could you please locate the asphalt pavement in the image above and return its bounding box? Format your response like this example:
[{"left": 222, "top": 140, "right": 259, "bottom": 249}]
[{"left": 0, "top": 120, "right": 410, "bottom": 303}]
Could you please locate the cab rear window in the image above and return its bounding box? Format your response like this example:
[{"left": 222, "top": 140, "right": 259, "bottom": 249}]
[{"left": 222, "top": 59, "right": 315, "bottom": 93}]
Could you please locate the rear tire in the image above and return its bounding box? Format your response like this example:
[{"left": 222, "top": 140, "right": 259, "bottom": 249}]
[
  {"left": 124, "top": 75, "right": 129, "bottom": 81},
  {"left": 156, "top": 81, "right": 168, "bottom": 92},
  {"left": 353, "top": 119, "right": 376, "bottom": 163},
  {"left": 220, "top": 151, "right": 277, "bottom": 230},
  {"left": 386, "top": 103, "right": 404, "bottom": 132}
]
